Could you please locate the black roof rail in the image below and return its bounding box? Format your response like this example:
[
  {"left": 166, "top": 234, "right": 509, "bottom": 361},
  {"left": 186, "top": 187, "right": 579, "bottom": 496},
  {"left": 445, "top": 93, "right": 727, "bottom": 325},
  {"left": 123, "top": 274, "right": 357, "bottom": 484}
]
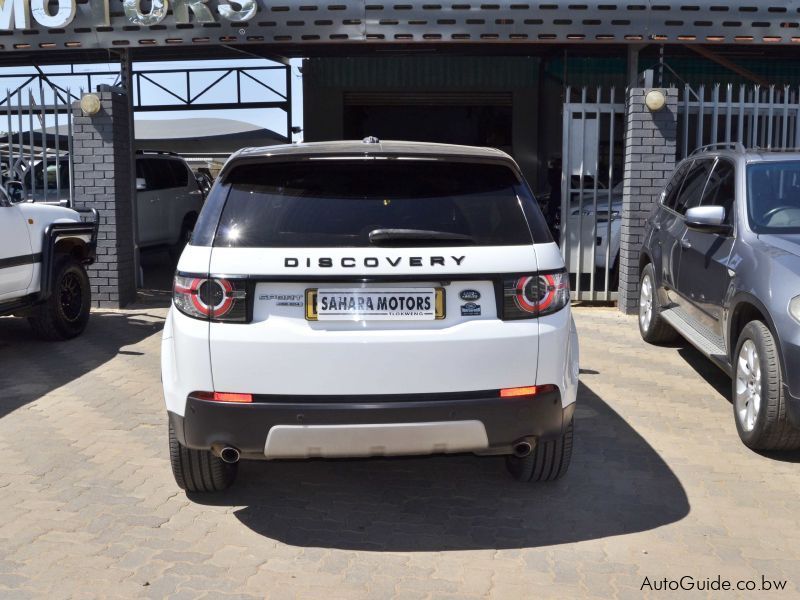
[{"left": 689, "top": 142, "right": 746, "bottom": 157}]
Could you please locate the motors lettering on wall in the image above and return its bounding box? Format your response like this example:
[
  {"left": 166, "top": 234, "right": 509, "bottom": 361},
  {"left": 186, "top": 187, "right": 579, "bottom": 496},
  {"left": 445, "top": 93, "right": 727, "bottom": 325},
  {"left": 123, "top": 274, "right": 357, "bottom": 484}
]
[{"left": 0, "top": 0, "right": 259, "bottom": 30}]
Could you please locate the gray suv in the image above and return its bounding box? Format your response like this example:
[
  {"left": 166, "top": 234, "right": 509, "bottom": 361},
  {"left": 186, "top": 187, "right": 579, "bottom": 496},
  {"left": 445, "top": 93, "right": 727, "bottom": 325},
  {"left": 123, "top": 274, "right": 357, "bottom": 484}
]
[{"left": 639, "top": 143, "right": 800, "bottom": 450}]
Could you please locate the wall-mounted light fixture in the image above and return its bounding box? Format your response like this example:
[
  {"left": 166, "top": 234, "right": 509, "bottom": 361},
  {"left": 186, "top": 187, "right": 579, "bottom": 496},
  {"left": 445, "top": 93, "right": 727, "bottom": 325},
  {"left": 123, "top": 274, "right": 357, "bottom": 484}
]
[
  {"left": 80, "top": 93, "right": 101, "bottom": 116},
  {"left": 644, "top": 89, "right": 666, "bottom": 112}
]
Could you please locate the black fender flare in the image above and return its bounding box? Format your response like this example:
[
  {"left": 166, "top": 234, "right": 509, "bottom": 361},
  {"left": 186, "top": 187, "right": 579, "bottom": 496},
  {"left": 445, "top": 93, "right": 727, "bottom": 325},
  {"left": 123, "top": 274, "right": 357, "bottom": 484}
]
[{"left": 39, "top": 209, "right": 99, "bottom": 301}]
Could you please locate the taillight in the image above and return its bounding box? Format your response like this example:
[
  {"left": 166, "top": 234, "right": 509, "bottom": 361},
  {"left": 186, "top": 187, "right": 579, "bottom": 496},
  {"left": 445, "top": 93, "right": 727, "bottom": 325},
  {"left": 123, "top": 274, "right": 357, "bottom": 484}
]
[
  {"left": 502, "top": 270, "right": 570, "bottom": 320},
  {"left": 173, "top": 274, "right": 248, "bottom": 322}
]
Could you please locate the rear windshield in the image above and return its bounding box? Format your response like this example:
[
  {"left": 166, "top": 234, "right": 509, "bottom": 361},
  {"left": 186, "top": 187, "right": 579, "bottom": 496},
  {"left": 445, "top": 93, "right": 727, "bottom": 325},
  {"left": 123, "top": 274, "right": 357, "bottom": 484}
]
[{"left": 210, "top": 160, "right": 539, "bottom": 248}]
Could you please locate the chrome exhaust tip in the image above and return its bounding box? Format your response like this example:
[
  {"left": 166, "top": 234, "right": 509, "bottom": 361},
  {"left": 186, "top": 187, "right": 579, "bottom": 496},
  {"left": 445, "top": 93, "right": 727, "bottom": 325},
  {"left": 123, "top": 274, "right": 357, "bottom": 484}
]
[
  {"left": 219, "top": 446, "right": 240, "bottom": 464},
  {"left": 512, "top": 441, "right": 533, "bottom": 458}
]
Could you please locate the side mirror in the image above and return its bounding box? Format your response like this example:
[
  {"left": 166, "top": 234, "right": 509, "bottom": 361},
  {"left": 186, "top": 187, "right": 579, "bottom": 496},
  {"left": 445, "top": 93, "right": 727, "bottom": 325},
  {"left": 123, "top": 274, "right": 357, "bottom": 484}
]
[
  {"left": 135, "top": 177, "right": 147, "bottom": 191},
  {"left": 3, "top": 180, "right": 24, "bottom": 203},
  {"left": 685, "top": 206, "right": 731, "bottom": 234}
]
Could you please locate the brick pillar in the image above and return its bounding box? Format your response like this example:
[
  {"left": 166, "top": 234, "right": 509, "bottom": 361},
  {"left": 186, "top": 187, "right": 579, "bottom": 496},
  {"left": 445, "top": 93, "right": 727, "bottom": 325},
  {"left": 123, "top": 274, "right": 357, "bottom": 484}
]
[
  {"left": 618, "top": 88, "right": 677, "bottom": 314},
  {"left": 71, "top": 91, "right": 136, "bottom": 308}
]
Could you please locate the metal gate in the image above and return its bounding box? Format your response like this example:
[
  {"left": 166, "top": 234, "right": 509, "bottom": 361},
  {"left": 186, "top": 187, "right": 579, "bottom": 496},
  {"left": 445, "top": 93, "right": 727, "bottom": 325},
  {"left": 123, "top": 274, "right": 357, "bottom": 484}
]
[
  {"left": 678, "top": 84, "right": 800, "bottom": 159},
  {"left": 560, "top": 87, "right": 625, "bottom": 302},
  {"left": 1, "top": 82, "right": 75, "bottom": 206}
]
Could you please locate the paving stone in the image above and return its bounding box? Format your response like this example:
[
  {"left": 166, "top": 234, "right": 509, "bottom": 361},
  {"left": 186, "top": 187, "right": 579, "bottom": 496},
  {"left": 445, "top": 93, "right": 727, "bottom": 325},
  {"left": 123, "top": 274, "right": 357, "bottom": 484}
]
[{"left": 0, "top": 304, "right": 799, "bottom": 597}]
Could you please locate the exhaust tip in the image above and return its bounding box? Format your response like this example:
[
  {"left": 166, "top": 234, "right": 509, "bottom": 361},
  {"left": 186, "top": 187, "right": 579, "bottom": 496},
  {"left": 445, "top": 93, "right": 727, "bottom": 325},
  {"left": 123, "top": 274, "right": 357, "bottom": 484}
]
[
  {"left": 513, "top": 441, "right": 533, "bottom": 458},
  {"left": 219, "top": 446, "right": 240, "bottom": 464}
]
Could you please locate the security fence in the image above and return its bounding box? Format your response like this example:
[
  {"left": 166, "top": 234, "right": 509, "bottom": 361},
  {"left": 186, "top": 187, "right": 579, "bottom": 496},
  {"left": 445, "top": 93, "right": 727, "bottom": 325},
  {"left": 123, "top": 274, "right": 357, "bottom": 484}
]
[
  {"left": 560, "top": 86, "right": 625, "bottom": 302},
  {"left": 562, "top": 82, "right": 800, "bottom": 304},
  {"left": 0, "top": 84, "right": 75, "bottom": 206},
  {"left": 678, "top": 83, "right": 800, "bottom": 158}
]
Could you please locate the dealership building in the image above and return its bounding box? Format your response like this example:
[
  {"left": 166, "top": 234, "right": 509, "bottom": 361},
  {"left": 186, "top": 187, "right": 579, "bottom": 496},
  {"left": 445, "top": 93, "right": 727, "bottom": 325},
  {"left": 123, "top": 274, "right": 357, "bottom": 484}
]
[{"left": 2, "top": 0, "right": 800, "bottom": 311}]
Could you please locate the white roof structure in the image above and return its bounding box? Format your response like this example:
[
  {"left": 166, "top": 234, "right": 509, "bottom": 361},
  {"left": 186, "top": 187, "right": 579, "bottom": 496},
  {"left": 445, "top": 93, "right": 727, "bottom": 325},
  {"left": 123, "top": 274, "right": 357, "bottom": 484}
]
[{"left": 134, "top": 117, "right": 285, "bottom": 155}]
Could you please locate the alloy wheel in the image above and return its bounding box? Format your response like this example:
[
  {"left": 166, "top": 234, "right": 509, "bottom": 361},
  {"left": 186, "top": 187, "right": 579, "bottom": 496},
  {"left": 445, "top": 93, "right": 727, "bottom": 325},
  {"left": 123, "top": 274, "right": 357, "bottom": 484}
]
[
  {"left": 639, "top": 274, "right": 653, "bottom": 332},
  {"left": 59, "top": 272, "right": 83, "bottom": 323},
  {"left": 735, "top": 340, "right": 762, "bottom": 433}
]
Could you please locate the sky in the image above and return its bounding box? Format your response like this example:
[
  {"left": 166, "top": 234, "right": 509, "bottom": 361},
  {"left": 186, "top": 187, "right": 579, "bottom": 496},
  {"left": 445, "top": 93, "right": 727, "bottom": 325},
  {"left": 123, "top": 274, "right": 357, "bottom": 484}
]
[{"left": 0, "top": 58, "right": 305, "bottom": 142}]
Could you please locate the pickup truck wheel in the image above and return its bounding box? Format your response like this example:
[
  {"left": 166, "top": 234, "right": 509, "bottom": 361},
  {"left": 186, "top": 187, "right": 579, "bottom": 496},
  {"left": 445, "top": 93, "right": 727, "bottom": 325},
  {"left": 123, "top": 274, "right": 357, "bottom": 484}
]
[
  {"left": 638, "top": 263, "right": 678, "bottom": 344},
  {"left": 169, "top": 422, "right": 237, "bottom": 493},
  {"left": 28, "top": 257, "right": 91, "bottom": 341},
  {"left": 733, "top": 321, "right": 800, "bottom": 450},
  {"left": 505, "top": 419, "right": 573, "bottom": 482}
]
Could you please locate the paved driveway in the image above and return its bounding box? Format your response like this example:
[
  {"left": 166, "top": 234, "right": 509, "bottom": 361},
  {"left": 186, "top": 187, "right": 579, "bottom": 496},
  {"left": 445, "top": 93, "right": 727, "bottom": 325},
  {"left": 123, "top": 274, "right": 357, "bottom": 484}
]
[{"left": 1, "top": 302, "right": 798, "bottom": 598}]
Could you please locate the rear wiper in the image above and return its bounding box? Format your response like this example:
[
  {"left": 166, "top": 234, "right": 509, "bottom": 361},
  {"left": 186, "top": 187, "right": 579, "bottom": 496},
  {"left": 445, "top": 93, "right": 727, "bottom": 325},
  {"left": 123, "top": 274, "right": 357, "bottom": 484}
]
[{"left": 368, "top": 228, "right": 476, "bottom": 246}]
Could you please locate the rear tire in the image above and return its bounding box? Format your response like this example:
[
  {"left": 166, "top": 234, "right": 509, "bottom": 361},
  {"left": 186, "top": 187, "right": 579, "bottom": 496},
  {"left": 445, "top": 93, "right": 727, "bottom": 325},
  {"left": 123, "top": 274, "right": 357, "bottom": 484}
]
[
  {"left": 733, "top": 321, "right": 800, "bottom": 450},
  {"left": 506, "top": 419, "right": 574, "bottom": 482},
  {"left": 169, "top": 421, "right": 237, "bottom": 492},
  {"left": 28, "top": 256, "right": 91, "bottom": 341},
  {"left": 638, "top": 263, "right": 678, "bottom": 344}
]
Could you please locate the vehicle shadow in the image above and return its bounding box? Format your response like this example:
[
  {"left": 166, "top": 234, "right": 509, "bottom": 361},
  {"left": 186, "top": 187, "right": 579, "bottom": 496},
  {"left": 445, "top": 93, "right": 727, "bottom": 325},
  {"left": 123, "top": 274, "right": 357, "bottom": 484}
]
[
  {"left": 676, "top": 345, "right": 731, "bottom": 400},
  {"left": 676, "top": 344, "right": 800, "bottom": 463},
  {"left": 0, "top": 305, "right": 165, "bottom": 420},
  {"left": 191, "top": 382, "right": 691, "bottom": 551}
]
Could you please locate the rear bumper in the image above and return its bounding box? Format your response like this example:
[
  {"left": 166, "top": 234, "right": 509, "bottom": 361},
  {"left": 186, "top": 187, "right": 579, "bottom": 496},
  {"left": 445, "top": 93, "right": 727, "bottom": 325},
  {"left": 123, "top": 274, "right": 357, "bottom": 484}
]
[{"left": 169, "top": 389, "right": 574, "bottom": 460}]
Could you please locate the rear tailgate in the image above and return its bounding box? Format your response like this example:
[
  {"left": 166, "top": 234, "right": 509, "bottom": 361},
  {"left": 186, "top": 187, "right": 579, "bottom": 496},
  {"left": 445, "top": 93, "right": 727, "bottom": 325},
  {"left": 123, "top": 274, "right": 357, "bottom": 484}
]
[{"left": 208, "top": 246, "right": 540, "bottom": 396}]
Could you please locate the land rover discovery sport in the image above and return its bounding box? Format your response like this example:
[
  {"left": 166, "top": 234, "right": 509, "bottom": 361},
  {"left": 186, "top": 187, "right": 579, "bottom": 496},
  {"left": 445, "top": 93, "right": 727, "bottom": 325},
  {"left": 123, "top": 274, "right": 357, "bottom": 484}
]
[{"left": 162, "top": 139, "right": 580, "bottom": 491}]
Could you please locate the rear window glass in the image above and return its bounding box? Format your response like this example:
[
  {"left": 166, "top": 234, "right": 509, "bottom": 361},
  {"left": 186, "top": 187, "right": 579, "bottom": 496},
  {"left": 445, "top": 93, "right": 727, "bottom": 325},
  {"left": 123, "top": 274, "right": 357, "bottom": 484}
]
[
  {"left": 137, "top": 158, "right": 176, "bottom": 191},
  {"left": 212, "top": 160, "right": 538, "bottom": 247}
]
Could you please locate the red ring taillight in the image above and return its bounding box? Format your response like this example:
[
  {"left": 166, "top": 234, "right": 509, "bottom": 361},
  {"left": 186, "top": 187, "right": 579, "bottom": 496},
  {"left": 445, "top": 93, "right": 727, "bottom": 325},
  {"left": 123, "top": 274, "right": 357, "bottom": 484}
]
[
  {"left": 535, "top": 274, "right": 557, "bottom": 312},
  {"left": 173, "top": 275, "right": 246, "bottom": 321},
  {"left": 503, "top": 270, "right": 569, "bottom": 320},
  {"left": 514, "top": 274, "right": 556, "bottom": 314},
  {"left": 199, "top": 278, "right": 234, "bottom": 317},
  {"left": 515, "top": 276, "right": 538, "bottom": 313}
]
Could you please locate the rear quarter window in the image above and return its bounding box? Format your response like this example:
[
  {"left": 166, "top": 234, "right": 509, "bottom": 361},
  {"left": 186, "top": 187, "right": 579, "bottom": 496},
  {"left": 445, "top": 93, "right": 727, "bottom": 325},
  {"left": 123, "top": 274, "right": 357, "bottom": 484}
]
[
  {"left": 662, "top": 161, "right": 691, "bottom": 211},
  {"left": 204, "top": 159, "right": 549, "bottom": 248},
  {"left": 674, "top": 159, "right": 714, "bottom": 215},
  {"left": 137, "top": 158, "right": 177, "bottom": 191}
]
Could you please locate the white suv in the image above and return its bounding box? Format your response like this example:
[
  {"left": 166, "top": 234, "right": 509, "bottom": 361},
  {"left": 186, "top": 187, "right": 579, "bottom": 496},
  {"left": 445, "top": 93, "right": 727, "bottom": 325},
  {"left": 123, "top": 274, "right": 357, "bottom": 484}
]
[
  {"left": 135, "top": 152, "right": 204, "bottom": 250},
  {"left": 0, "top": 184, "right": 97, "bottom": 339},
  {"left": 7, "top": 152, "right": 204, "bottom": 249},
  {"left": 162, "top": 139, "right": 580, "bottom": 492}
]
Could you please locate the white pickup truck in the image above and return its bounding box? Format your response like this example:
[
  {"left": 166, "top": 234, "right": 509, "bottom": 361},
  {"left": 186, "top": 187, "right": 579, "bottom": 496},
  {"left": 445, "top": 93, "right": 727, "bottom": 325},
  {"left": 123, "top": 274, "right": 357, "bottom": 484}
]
[{"left": 0, "top": 183, "right": 97, "bottom": 340}]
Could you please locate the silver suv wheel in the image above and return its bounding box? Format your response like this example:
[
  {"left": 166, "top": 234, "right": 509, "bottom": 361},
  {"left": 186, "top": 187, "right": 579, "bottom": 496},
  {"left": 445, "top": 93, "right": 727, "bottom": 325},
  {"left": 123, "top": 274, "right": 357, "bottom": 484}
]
[
  {"left": 733, "top": 321, "right": 800, "bottom": 450},
  {"left": 639, "top": 273, "right": 653, "bottom": 332},
  {"left": 637, "top": 263, "right": 677, "bottom": 345},
  {"left": 735, "top": 340, "right": 762, "bottom": 432}
]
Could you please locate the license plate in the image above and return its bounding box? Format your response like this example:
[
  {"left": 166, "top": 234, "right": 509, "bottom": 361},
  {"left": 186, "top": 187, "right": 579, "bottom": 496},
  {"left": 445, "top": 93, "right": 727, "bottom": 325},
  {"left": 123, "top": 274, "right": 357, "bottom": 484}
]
[{"left": 306, "top": 288, "right": 445, "bottom": 321}]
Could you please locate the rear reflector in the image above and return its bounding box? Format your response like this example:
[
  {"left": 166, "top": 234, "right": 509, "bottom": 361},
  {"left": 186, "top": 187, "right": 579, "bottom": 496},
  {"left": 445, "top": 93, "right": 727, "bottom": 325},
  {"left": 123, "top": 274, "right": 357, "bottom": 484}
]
[
  {"left": 499, "top": 384, "right": 556, "bottom": 398},
  {"left": 208, "top": 392, "right": 253, "bottom": 403},
  {"left": 500, "top": 386, "right": 538, "bottom": 398}
]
